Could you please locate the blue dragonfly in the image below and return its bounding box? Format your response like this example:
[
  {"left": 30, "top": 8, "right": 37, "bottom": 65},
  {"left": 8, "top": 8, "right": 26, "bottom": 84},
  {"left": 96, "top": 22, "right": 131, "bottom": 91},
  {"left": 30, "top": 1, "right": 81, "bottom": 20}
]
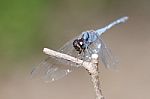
[{"left": 31, "top": 16, "right": 128, "bottom": 82}]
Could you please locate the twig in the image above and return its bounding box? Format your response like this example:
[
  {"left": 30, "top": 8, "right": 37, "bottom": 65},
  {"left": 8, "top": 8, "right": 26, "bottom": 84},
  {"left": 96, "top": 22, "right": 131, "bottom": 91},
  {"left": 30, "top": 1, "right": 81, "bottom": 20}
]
[
  {"left": 43, "top": 48, "right": 104, "bottom": 99},
  {"left": 91, "top": 54, "right": 104, "bottom": 99}
]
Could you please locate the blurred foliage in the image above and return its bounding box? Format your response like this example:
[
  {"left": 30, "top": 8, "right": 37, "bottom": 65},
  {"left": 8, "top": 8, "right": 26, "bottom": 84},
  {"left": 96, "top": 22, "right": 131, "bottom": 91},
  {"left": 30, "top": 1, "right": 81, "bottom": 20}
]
[{"left": 0, "top": 0, "right": 50, "bottom": 60}]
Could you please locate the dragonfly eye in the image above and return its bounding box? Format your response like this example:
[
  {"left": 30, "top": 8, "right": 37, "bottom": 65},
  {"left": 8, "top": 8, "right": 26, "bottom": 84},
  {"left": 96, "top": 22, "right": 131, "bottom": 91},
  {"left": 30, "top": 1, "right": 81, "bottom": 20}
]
[{"left": 73, "top": 39, "right": 84, "bottom": 54}]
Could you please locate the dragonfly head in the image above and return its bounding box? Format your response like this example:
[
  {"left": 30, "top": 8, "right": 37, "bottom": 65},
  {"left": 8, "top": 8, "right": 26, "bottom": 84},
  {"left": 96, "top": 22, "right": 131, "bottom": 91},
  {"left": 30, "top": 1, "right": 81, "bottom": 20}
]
[{"left": 73, "top": 38, "right": 85, "bottom": 54}]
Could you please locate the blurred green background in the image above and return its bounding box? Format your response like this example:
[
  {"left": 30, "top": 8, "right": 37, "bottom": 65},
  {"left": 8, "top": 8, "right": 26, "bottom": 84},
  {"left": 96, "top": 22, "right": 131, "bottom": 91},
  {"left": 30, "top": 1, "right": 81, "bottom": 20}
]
[{"left": 0, "top": 0, "right": 150, "bottom": 99}]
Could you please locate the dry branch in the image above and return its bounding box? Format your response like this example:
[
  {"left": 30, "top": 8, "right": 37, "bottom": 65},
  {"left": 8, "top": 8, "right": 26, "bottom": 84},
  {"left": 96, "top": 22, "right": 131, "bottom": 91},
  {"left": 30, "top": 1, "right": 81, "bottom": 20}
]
[{"left": 43, "top": 48, "right": 104, "bottom": 99}]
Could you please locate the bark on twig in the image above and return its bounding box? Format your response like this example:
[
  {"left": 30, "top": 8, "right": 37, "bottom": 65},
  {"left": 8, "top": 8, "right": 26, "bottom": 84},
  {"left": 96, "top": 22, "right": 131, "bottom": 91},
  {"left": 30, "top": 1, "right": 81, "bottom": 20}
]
[
  {"left": 90, "top": 54, "right": 104, "bottom": 99},
  {"left": 43, "top": 48, "right": 104, "bottom": 99}
]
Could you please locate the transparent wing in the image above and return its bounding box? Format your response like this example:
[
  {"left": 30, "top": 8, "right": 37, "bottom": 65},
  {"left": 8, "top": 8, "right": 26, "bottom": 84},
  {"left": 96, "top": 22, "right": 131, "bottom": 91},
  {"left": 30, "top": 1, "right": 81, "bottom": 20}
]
[
  {"left": 58, "top": 34, "right": 82, "bottom": 58},
  {"left": 87, "top": 34, "right": 118, "bottom": 70},
  {"left": 98, "top": 37, "right": 118, "bottom": 69},
  {"left": 31, "top": 34, "right": 82, "bottom": 82},
  {"left": 31, "top": 57, "right": 77, "bottom": 82}
]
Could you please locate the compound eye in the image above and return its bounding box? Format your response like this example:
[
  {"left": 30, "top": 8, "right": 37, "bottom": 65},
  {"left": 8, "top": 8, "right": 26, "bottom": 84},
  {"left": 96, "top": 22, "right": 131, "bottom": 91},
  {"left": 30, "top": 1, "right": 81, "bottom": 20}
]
[
  {"left": 73, "top": 39, "right": 78, "bottom": 47},
  {"left": 73, "top": 39, "right": 81, "bottom": 51},
  {"left": 79, "top": 41, "right": 83, "bottom": 46}
]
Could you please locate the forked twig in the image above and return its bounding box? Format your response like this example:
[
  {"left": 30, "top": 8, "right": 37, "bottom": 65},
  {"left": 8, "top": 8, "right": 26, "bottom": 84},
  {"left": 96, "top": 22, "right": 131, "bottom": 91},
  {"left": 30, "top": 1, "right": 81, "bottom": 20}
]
[{"left": 43, "top": 48, "right": 104, "bottom": 99}]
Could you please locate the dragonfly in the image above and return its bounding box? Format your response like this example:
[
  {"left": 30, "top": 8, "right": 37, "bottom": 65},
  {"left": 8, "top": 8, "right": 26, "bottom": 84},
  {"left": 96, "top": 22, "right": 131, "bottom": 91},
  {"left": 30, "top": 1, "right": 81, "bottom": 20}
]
[{"left": 31, "top": 16, "right": 128, "bottom": 82}]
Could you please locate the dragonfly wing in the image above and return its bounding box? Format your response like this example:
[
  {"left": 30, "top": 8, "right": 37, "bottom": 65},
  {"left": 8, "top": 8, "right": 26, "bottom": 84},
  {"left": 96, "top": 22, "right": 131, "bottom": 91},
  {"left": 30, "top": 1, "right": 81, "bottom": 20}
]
[
  {"left": 97, "top": 37, "right": 118, "bottom": 69},
  {"left": 31, "top": 57, "right": 77, "bottom": 82},
  {"left": 58, "top": 34, "right": 84, "bottom": 65},
  {"left": 87, "top": 34, "right": 118, "bottom": 70},
  {"left": 58, "top": 34, "right": 82, "bottom": 57},
  {"left": 31, "top": 34, "right": 82, "bottom": 82}
]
